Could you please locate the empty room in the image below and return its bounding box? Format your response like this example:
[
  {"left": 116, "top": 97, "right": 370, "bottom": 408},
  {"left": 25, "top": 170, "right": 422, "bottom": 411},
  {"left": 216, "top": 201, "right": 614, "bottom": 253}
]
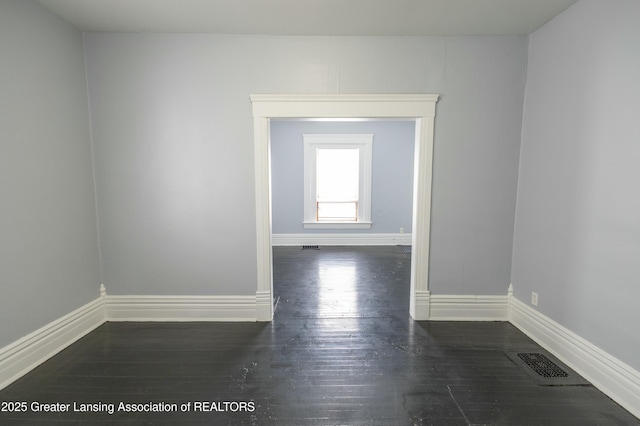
[{"left": 1, "top": 0, "right": 639, "bottom": 424}]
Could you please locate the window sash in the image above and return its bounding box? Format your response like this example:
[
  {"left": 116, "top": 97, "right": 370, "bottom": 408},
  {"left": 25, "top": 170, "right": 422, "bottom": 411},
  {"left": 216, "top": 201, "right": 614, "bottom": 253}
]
[
  {"left": 303, "top": 134, "right": 373, "bottom": 229},
  {"left": 317, "top": 201, "right": 358, "bottom": 222},
  {"left": 316, "top": 147, "right": 359, "bottom": 202}
]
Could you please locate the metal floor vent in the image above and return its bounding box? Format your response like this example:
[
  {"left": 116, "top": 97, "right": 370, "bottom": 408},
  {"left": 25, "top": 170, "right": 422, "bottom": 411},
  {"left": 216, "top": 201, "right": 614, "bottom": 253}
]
[
  {"left": 398, "top": 245, "right": 411, "bottom": 255},
  {"left": 517, "top": 352, "right": 568, "bottom": 378},
  {"left": 302, "top": 245, "right": 320, "bottom": 250},
  {"left": 505, "top": 350, "right": 589, "bottom": 386}
]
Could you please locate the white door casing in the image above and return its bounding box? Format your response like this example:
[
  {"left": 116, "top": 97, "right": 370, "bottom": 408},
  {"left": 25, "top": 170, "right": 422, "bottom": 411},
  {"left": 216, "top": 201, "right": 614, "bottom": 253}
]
[{"left": 251, "top": 94, "right": 438, "bottom": 321}]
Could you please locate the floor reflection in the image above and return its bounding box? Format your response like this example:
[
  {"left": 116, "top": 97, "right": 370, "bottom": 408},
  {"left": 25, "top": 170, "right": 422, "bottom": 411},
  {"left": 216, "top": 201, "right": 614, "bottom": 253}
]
[{"left": 316, "top": 258, "right": 359, "bottom": 317}]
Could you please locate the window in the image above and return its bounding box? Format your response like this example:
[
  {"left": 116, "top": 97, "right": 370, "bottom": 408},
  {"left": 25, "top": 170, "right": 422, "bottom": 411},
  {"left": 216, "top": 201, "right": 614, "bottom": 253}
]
[{"left": 303, "top": 134, "right": 373, "bottom": 229}]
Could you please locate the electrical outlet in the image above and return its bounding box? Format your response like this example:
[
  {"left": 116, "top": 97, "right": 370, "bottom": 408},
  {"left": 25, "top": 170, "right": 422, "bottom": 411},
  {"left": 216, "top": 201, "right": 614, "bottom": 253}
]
[
  {"left": 399, "top": 227, "right": 405, "bottom": 234},
  {"left": 531, "top": 292, "right": 538, "bottom": 306}
]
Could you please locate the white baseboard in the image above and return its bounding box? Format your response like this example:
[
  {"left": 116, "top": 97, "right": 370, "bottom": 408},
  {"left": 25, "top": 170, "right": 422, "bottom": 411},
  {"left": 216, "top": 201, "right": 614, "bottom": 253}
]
[
  {"left": 104, "top": 295, "right": 257, "bottom": 322},
  {"left": 255, "top": 291, "right": 272, "bottom": 322},
  {"left": 272, "top": 233, "right": 412, "bottom": 246},
  {"left": 429, "top": 294, "right": 509, "bottom": 321},
  {"left": 509, "top": 296, "right": 640, "bottom": 419},
  {"left": 3, "top": 285, "right": 639, "bottom": 420},
  {"left": 0, "top": 290, "right": 260, "bottom": 390},
  {"left": 0, "top": 297, "right": 105, "bottom": 390},
  {"left": 412, "top": 290, "right": 431, "bottom": 320}
]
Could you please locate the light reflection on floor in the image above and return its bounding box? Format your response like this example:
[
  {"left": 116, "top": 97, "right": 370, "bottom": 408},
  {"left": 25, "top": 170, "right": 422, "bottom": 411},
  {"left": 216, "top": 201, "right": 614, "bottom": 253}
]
[{"left": 316, "top": 258, "right": 359, "bottom": 317}]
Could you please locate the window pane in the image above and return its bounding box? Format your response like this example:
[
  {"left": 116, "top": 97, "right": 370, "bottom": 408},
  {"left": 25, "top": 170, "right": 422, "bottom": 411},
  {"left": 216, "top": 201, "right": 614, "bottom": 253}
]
[
  {"left": 317, "top": 202, "right": 357, "bottom": 221},
  {"left": 316, "top": 148, "right": 359, "bottom": 201}
]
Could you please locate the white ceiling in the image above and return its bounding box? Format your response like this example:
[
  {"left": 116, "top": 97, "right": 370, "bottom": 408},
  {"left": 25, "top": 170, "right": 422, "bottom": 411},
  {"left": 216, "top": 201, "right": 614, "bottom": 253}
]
[{"left": 36, "top": 0, "right": 578, "bottom": 36}]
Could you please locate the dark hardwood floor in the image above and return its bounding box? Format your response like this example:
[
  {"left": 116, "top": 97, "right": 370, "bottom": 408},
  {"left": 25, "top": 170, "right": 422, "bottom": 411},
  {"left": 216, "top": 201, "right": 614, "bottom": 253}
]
[{"left": 0, "top": 246, "right": 637, "bottom": 425}]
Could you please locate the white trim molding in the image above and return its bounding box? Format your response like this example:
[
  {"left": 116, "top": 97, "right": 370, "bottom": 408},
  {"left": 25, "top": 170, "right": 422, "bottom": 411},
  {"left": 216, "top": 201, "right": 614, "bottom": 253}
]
[
  {"left": 255, "top": 291, "right": 273, "bottom": 322},
  {"left": 413, "top": 290, "right": 431, "bottom": 320},
  {"left": 0, "top": 286, "right": 262, "bottom": 390},
  {"left": 429, "top": 294, "right": 509, "bottom": 321},
  {"left": 0, "top": 297, "right": 105, "bottom": 390},
  {"left": 251, "top": 93, "right": 439, "bottom": 321},
  {"left": 424, "top": 285, "right": 640, "bottom": 417},
  {"left": 104, "top": 295, "right": 257, "bottom": 322},
  {"left": 272, "top": 233, "right": 412, "bottom": 246},
  {"left": 2, "top": 283, "right": 640, "bottom": 419},
  {"left": 509, "top": 295, "right": 640, "bottom": 419}
]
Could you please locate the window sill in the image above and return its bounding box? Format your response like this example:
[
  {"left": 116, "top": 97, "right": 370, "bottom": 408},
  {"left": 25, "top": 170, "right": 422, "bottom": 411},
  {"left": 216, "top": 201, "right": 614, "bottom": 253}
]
[{"left": 303, "top": 222, "right": 372, "bottom": 230}]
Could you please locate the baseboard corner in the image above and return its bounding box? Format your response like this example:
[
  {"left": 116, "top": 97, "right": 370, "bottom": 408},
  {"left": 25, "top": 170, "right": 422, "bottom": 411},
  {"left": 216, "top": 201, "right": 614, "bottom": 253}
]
[{"left": 0, "top": 297, "right": 105, "bottom": 391}]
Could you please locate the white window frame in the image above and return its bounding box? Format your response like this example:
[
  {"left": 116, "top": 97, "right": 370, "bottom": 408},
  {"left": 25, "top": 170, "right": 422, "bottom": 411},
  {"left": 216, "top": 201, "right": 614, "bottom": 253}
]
[{"left": 303, "top": 134, "right": 373, "bottom": 229}]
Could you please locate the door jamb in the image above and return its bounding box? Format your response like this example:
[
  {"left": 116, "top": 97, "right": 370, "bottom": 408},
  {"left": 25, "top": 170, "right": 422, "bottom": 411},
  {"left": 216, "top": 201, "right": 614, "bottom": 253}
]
[{"left": 250, "top": 94, "right": 438, "bottom": 321}]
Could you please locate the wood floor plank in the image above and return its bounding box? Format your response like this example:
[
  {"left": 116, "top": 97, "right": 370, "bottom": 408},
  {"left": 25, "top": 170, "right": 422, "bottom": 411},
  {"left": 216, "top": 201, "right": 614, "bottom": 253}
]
[{"left": 0, "top": 246, "right": 637, "bottom": 424}]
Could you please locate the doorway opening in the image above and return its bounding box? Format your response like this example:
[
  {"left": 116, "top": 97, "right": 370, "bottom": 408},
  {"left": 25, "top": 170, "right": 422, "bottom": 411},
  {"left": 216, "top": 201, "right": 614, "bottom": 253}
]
[{"left": 251, "top": 94, "right": 438, "bottom": 321}]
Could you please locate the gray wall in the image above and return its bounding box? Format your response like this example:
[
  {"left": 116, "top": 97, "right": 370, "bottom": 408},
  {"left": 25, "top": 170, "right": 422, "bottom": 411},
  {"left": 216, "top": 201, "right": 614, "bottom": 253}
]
[
  {"left": 84, "top": 34, "right": 527, "bottom": 297},
  {"left": 4, "top": 0, "right": 637, "bottom": 378},
  {"left": 512, "top": 0, "right": 640, "bottom": 370},
  {"left": 271, "top": 120, "right": 415, "bottom": 234},
  {"left": 0, "top": 1, "right": 100, "bottom": 347}
]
